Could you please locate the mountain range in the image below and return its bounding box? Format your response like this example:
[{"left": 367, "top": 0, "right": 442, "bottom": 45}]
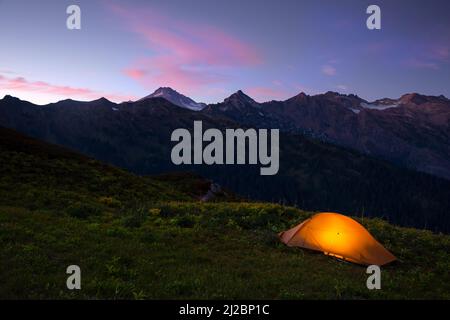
[
  {"left": 1, "top": 88, "right": 450, "bottom": 232},
  {"left": 204, "top": 90, "right": 450, "bottom": 180},
  {"left": 5, "top": 86, "right": 449, "bottom": 179}
]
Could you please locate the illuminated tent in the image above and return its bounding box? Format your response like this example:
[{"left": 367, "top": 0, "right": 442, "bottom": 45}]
[{"left": 279, "top": 212, "right": 396, "bottom": 266}]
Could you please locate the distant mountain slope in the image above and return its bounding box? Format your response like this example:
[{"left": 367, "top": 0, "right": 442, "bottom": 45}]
[
  {"left": 0, "top": 126, "right": 218, "bottom": 209},
  {"left": 205, "top": 91, "right": 450, "bottom": 179},
  {"left": 0, "top": 95, "right": 233, "bottom": 172},
  {"left": 1, "top": 96, "right": 450, "bottom": 232},
  {"left": 6, "top": 87, "right": 447, "bottom": 179}
]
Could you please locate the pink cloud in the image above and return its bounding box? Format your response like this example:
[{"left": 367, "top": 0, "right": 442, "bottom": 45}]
[
  {"left": 403, "top": 43, "right": 449, "bottom": 71},
  {"left": 108, "top": 2, "right": 262, "bottom": 93},
  {"left": 429, "top": 45, "right": 449, "bottom": 62},
  {"left": 0, "top": 74, "right": 137, "bottom": 103},
  {"left": 125, "top": 56, "right": 230, "bottom": 94},
  {"left": 321, "top": 65, "right": 336, "bottom": 76},
  {"left": 123, "top": 68, "right": 147, "bottom": 80}
]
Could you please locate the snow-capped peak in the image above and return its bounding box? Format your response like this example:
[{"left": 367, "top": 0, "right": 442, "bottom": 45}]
[
  {"left": 359, "top": 101, "right": 400, "bottom": 111},
  {"left": 139, "top": 87, "right": 206, "bottom": 111}
]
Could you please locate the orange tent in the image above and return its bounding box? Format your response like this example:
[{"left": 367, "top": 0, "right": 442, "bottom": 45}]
[{"left": 279, "top": 212, "right": 396, "bottom": 266}]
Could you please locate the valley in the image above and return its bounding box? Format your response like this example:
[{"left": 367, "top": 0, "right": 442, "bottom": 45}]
[{"left": 1, "top": 89, "right": 450, "bottom": 232}]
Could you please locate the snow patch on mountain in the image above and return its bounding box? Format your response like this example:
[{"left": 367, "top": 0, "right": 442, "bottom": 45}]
[
  {"left": 348, "top": 108, "right": 361, "bottom": 114},
  {"left": 139, "top": 87, "right": 206, "bottom": 111},
  {"left": 360, "top": 102, "right": 399, "bottom": 111}
]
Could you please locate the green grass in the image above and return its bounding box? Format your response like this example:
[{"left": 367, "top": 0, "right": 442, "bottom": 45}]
[
  {"left": 1, "top": 127, "right": 450, "bottom": 299},
  {"left": 1, "top": 202, "right": 450, "bottom": 299}
]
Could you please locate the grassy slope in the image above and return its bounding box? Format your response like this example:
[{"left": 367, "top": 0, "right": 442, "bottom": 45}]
[{"left": 1, "top": 127, "right": 450, "bottom": 299}]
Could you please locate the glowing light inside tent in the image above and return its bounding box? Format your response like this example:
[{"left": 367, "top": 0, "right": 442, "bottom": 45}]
[{"left": 279, "top": 212, "right": 397, "bottom": 266}]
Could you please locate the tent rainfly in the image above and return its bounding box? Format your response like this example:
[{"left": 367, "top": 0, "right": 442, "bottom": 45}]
[{"left": 279, "top": 212, "right": 396, "bottom": 266}]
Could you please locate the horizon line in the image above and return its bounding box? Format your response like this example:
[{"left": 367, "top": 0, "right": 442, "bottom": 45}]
[{"left": 2, "top": 88, "right": 448, "bottom": 107}]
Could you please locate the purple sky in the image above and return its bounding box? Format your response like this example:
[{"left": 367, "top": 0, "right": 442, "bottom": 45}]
[{"left": 0, "top": 0, "right": 449, "bottom": 104}]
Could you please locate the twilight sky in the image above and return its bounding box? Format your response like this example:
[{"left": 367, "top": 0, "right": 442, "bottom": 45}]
[{"left": 0, "top": 0, "right": 449, "bottom": 104}]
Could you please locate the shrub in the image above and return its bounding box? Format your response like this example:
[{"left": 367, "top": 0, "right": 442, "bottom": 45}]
[
  {"left": 139, "top": 230, "right": 156, "bottom": 243},
  {"left": 122, "top": 205, "right": 148, "bottom": 228},
  {"left": 106, "top": 226, "right": 129, "bottom": 238},
  {"left": 98, "top": 196, "right": 122, "bottom": 208},
  {"left": 149, "top": 208, "right": 161, "bottom": 216},
  {"left": 174, "top": 215, "right": 196, "bottom": 228},
  {"left": 66, "top": 202, "right": 101, "bottom": 219},
  {"left": 257, "top": 230, "right": 281, "bottom": 247}
]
